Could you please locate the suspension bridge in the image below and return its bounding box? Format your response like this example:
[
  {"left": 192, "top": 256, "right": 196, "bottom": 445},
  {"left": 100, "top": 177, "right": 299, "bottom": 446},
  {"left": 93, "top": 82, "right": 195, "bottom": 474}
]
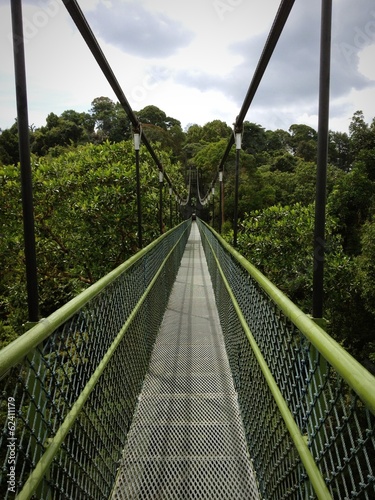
[{"left": 1, "top": 0, "right": 375, "bottom": 499}]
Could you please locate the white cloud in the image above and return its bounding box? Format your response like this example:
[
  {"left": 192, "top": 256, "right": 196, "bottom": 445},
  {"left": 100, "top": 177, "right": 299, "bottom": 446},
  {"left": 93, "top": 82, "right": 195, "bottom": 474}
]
[
  {"left": 1, "top": 0, "right": 374, "bottom": 134},
  {"left": 87, "top": 1, "right": 193, "bottom": 58},
  {"left": 358, "top": 44, "right": 375, "bottom": 81}
]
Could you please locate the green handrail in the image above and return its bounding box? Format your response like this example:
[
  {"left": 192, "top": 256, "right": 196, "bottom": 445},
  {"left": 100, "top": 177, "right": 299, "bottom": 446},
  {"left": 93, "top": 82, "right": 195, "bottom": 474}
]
[
  {"left": 16, "top": 224, "right": 188, "bottom": 500},
  {"left": 0, "top": 221, "right": 186, "bottom": 379},
  {"left": 200, "top": 222, "right": 331, "bottom": 499},
  {"left": 202, "top": 221, "right": 375, "bottom": 416}
]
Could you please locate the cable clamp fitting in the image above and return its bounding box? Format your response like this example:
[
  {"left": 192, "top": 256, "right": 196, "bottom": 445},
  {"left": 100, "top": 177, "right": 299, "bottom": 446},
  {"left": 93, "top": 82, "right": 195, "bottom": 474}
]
[
  {"left": 133, "top": 124, "right": 142, "bottom": 150},
  {"left": 233, "top": 120, "right": 243, "bottom": 150}
]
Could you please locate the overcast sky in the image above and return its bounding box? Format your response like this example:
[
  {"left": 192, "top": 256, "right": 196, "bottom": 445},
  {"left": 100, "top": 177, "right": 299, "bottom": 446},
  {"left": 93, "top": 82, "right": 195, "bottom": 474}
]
[{"left": 1, "top": 0, "right": 375, "bottom": 133}]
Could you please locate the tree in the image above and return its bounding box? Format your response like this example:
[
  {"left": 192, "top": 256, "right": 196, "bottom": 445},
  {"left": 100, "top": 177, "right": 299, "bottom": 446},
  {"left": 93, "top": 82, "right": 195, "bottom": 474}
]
[
  {"left": 0, "top": 140, "right": 186, "bottom": 333},
  {"left": 136, "top": 105, "right": 184, "bottom": 160},
  {"left": 137, "top": 105, "right": 168, "bottom": 129},
  {"left": 201, "top": 120, "right": 231, "bottom": 143},
  {"left": 328, "top": 131, "right": 351, "bottom": 171},
  {"left": 269, "top": 153, "right": 297, "bottom": 173},
  {"left": 90, "top": 96, "right": 116, "bottom": 137},
  {"left": 328, "top": 167, "right": 374, "bottom": 254},
  {"left": 356, "top": 218, "right": 375, "bottom": 318},
  {"left": 234, "top": 204, "right": 346, "bottom": 309},
  {"left": 108, "top": 103, "right": 132, "bottom": 143},
  {"left": 88, "top": 98, "right": 132, "bottom": 143},
  {"left": 231, "top": 203, "right": 375, "bottom": 369},
  {"left": 349, "top": 110, "right": 375, "bottom": 155},
  {"left": 183, "top": 124, "right": 204, "bottom": 163},
  {"left": 0, "top": 123, "right": 20, "bottom": 165},
  {"left": 242, "top": 122, "right": 267, "bottom": 155},
  {"left": 31, "top": 111, "right": 93, "bottom": 156},
  {"left": 137, "top": 105, "right": 182, "bottom": 132},
  {"left": 265, "top": 128, "right": 291, "bottom": 153},
  {"left": 193, "top": 139, "right": 235, "bottom": 184},
  {"left": 61, "top": 109, "right": 95, "bottom": 137},
  {"left": 288, "top": 123, "right": 317, "bottom": 161}
]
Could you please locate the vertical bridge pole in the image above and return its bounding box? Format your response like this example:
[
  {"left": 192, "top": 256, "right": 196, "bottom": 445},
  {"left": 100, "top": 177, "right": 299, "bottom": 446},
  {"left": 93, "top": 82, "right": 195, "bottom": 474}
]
[
  {"left": 169, "top": 187, "right": 173, "bottom": 228},
  {"left": 133, "top": 129, "right": 142, "bottom": 249},
  {"left": 11, "top": 0, "right": 39, "bottom": 323},
  {"left": 159, "top": 171, "right": 164, "bottom": 234},
  {"left": 219, "top": 171, "right": 223, "bottom": 234},
  {"left": 233, "top": 128, "right": 242, "bottom": 247},
  {"left": 313, "top": 0, "right": 333, "bottom": 318}
]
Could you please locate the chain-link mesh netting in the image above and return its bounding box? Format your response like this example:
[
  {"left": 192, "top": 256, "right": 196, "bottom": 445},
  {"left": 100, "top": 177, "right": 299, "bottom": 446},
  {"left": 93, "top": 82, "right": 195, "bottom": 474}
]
[
  {"left": 198, "top": 219, "right": 375, "bottom": 500},
  {"left": 110, "top": 223, "right": 260, "bottom": 499},
  {"left": 0, "top": 221, "right": 190, "bottom": 499}
]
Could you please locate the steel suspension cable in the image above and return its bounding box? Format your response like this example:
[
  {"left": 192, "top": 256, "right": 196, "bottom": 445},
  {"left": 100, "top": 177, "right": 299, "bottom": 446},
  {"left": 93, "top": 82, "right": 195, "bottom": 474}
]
[
  {"left": 235, "top": 0, "right": 296, "bottom": 128},
  {"left": 61, "top": 0, "right": 181, "bottom": 198},
  {"left": 179, "top": 168, "right": 192, "bottom": 206},
  {"left": 196, "top": 169, "right": 207, "bottom": 206},
  {"left": 207, "top": 0, "right": 296, "bottom": 198}
]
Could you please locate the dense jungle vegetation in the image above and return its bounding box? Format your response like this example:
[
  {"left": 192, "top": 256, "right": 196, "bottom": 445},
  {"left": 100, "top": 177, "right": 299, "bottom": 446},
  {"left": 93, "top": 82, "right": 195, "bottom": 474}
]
[{"left": 0, "top": 97, "right": 374, "bottom": 372}]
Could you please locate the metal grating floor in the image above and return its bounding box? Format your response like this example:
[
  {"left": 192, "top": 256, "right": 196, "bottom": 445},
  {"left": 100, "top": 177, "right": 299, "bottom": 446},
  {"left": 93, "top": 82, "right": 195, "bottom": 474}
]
[{"left": 111, "top": 223, "right": 260, "bottom": 499}]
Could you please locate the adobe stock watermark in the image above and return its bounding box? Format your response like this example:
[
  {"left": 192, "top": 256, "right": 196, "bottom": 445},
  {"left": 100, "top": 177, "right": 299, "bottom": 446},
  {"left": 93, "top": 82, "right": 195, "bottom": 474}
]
[
  {"left": 131, "top": 73, "right": 160, "bottom": 103},
  {"left": 9, "top": 0, "right": 60, "bottom": 51},
  {"left": 337, "top": 10, "right": 375, "bottom": 65},
  {"left": 213, "top": 0, "right": 243, "bottom": 21},
  {"left": 6, "top": 397, "right": 17, "bottom": 494}
]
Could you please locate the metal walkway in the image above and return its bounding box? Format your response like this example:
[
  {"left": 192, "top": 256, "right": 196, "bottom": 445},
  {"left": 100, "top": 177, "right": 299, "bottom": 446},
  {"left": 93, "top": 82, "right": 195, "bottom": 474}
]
[{"left": 111, "top": 223, "right": 260, "bottom": 499}]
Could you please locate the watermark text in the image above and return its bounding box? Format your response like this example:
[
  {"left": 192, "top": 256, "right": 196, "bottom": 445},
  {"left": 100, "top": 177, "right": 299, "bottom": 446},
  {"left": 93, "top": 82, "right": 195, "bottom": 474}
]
[{"left": 6, "top": 397, "right": 17, "bottom": 493}]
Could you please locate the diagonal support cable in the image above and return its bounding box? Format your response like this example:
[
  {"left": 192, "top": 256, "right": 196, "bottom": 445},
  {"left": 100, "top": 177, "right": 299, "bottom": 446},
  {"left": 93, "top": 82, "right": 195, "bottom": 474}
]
[
  {"left": 61, "top": 0, "right": 178, "bottom": 195},
  {"left": 197, "top": 0, "right": 296, "bottom": 227},
  {"left": 235, "top": 0, "right": 296, "bottom": 128},
  {"left": 216, "top": 0, "right": 296, "bottom": 177}
]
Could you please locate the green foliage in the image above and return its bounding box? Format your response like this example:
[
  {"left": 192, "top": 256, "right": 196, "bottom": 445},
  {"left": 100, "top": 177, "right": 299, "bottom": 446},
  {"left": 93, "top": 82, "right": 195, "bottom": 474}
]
[
  {"left": 31, "top": 111, "right": 95, "bottom": 156},
  {"left": 137, "top": 105, "right": 177, "bottom": 130},
  {"left": 328, "top": 167, "right": 374, "bottom": 254},
  {"left": 234, "top": 204, "right": 346, "bottom": 309},
  {"left": 0, "top": 101, "right": 374, "bottom": 371},
  {"left": 0, "top": 322, "right": 18, "bottom": 350},
  {"left": 356, "top": 218, "right": 375, "bottom": 316},
  {"left": 232, "top": 203, "right": 374, "bottom": 368},
  {"left": 278, "top": 124, "right": 317, "bottom": 161},
  {"left": 328, "top": 131, "right": 351, "bottom": 171},
  {"left": 242, "top": 122, "right": 267, "bottom": 156},
  {"left": 193, "top": 139, "right": 231, "bottom": 174},
  {"left": 201, "top": 120, "right": 232, "bottom": 143},
  {"left": 0, "top": 140, "right": 185, "bottom": 335},
  {"left": 0, "top": 123, "right": 20, "bottom": 165},
  {"left": 90, "top": 97, "right": 131, "bottom": 143},
  {"left": 349, "top": 110, "right": 375, "bottom": 155}
]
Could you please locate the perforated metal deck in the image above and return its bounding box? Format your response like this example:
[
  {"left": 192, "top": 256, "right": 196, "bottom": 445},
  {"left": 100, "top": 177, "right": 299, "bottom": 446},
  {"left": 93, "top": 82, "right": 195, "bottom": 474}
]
[{"left": 111, "top": 223, "right": 260, "bottom": 499}]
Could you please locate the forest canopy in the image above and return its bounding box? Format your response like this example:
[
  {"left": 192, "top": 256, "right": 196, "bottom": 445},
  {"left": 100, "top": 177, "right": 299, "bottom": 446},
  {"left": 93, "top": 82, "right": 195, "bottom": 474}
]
[{"left": 0, "top": 99, "right": 374, "bottom": 372}]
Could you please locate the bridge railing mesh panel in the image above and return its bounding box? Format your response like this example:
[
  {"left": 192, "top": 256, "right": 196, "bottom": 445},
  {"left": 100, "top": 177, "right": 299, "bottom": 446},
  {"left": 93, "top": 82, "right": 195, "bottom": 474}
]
[
  {"left": 197, "top": 219, "right": 375, "bottom": 500},
  {"left": 0, "top": 220, "right": 191, "bottom": 499}
]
